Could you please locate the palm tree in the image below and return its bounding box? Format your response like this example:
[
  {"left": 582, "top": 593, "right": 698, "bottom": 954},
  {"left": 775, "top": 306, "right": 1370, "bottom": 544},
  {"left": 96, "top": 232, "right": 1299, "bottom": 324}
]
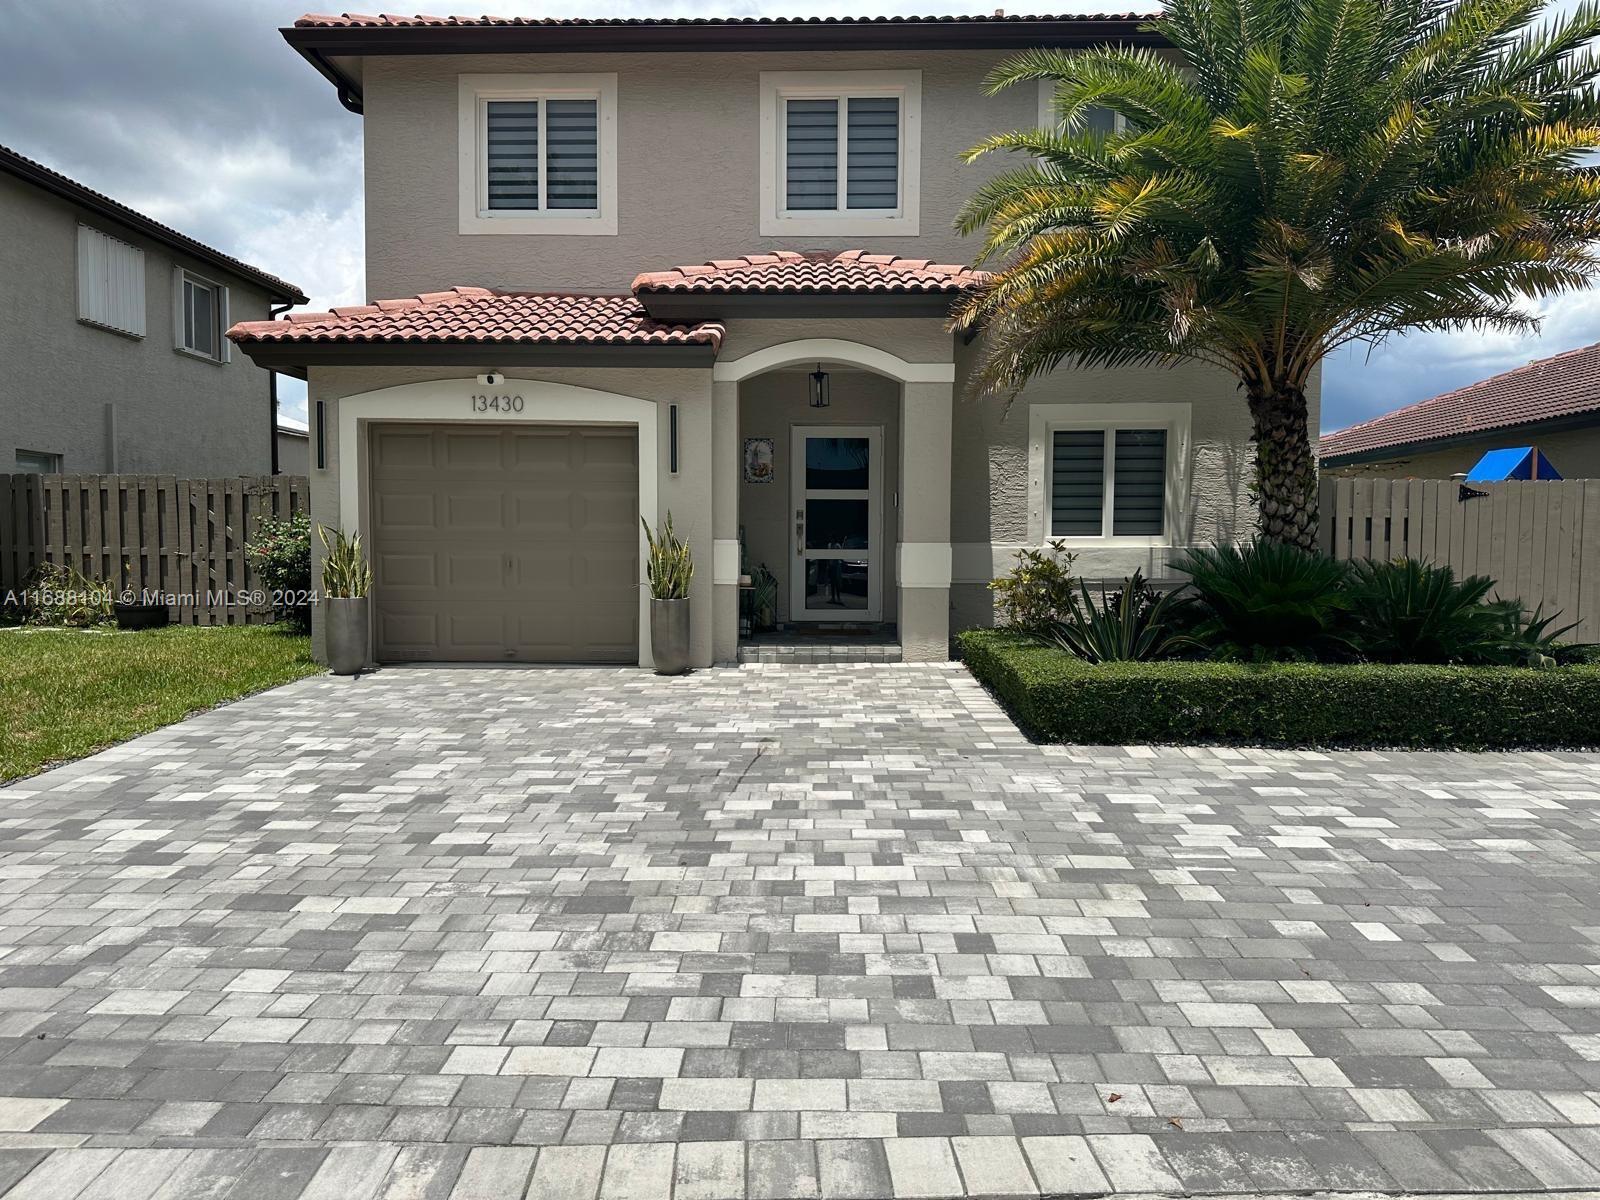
[{"left": 955, "top": 0, "right": 1600, "bottom": 548}]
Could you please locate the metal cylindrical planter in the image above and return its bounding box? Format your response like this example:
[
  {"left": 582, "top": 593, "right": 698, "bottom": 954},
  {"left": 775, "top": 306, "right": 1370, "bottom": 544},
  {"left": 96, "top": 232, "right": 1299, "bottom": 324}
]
[
  {"left": 650, "top": 597, "right": 691, "bottom": 676},
  {"left": 323, "top": 597, "right": 370, "bottom": 677}
]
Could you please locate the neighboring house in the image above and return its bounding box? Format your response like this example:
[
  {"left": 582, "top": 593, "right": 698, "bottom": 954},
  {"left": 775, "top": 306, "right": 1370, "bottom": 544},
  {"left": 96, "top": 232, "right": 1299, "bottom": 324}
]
[
  {"left": 0, "top": 144, "right": 307, "bottom": 477},
  {"left": 232, "top": 12, "right": 1313, "bottom": 667},
  {"left": 1321, "top": 341, "right": 1600, "bottom": 478},
  {"left": 276, "top": 418, "right": 311, "bottom": 476}
]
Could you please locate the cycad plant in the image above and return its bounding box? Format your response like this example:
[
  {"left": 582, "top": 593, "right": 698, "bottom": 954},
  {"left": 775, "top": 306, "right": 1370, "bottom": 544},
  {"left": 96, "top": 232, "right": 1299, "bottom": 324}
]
[
  {"left": 1175, "top": 540, "right": 1353, "bottom": 659},
  {"left": 1346, "top": 558, "right": 1510, "bottom": 662},
  {"left": 318, "top": 525, "right": 371, "bottom": 598},
  {"left": 642, "top": 513, "right": 693, "bottom": 600},
  {"left": 1048, "top": 570, "right": 1197, "bottom": 661},
  {"left": 956, "top": 0, "right": 1600, "bottom": 548}
]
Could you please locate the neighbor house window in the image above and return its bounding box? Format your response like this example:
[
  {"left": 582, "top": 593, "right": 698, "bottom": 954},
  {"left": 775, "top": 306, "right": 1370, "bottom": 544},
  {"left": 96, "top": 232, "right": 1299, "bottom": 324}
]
[
  {"left": 1029, "top": 403, "right": 1189, "bottom": 544},
  {"left": 1037, "top": 81, "right": 1127, "bottom": 137},
  {"left": 76, "top": 225, "right": 145, "bottom": 337},
  {"left": 176, "top": 270, "right": 228, "bottom": 362},
  {"left": 761, "top": 71, "right": 921, "bottom": 236},
  {"left": 458, "top": 74, "right": 618, "bottom": 235},
  {"left": 15, "top": 449, "right": 61, "bottom": 474}
]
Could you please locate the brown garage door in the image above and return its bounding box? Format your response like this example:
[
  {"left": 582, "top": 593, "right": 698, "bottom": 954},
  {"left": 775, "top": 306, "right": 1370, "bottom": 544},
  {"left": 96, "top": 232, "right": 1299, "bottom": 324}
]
[{"left": 368, "top": 423, "right": 639, "bottom": 663}]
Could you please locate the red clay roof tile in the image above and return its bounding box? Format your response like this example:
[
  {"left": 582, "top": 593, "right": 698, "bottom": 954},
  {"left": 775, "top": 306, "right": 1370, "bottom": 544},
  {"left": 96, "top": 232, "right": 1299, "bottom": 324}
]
[
  {"left": 1319, "top": 341, "right": 1600, "bottom": 462},
  {"left": 631, "top": 250, "right": 987, "bottom": 295},
  {"left": 227, "top": 287, "right": 723, "bottom": 349}
]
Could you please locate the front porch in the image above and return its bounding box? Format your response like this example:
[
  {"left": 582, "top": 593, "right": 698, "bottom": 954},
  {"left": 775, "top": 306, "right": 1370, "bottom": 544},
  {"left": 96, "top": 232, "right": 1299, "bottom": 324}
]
[{"left": 707, "top": 336, "right": 957, "bottom": 665}]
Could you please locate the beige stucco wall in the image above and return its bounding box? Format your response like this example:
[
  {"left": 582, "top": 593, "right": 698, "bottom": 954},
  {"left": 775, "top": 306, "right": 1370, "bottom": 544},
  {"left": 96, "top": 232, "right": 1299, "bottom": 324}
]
[
  {"left": 0, "top": 172, "right": 277, "bottom": 476},
  {"left": 360, "top": 49, "right": 1047, "bottom": 299},
  {"left": 1324, "top": 424, "right": 1600, "bottom": 480},
  {"left": 305, "top": 363, "right": 713, "bottom": 666},
  {"left": 738, "top": 369, "right": 901, "bottom": 624},
  {"left": 949, "top": 341, "right": 1322, "bottom": 630}
]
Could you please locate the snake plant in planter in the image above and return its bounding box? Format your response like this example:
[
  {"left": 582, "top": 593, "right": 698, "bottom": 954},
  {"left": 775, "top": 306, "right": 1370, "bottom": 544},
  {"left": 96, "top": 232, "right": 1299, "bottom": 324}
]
[
  {"left": 318, "top": 525, "right": 372, "bottom": 676},
  {"left": 643, "top": 513, "right": 693, "bottom": 675}
]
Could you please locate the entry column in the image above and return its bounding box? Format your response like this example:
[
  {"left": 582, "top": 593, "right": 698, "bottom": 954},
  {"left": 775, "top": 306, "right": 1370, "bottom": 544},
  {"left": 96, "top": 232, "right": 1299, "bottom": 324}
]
[
  {"left": 712, "top": 379, "right": 740, "bottom": 664},
  {"left": 898, "top": 379, "right": 954, "bottom": 661}
]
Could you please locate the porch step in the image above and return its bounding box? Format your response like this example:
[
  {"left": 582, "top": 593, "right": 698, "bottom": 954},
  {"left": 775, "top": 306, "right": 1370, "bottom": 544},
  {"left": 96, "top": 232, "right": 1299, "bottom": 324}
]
[{"left": 737, "top": 636, "right": 903, "bottom": 665}]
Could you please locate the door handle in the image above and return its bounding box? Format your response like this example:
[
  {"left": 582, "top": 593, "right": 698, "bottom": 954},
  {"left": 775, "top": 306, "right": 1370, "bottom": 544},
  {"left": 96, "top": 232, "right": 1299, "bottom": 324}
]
[{"left": 795, "top": 508, "right": 805, "bottom": 557}]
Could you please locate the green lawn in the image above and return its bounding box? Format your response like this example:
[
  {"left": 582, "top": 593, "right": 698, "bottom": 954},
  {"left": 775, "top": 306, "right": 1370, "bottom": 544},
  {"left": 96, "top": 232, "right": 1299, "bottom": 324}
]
[{"left": 0, "top": 624, "right": 319, "bottom": 783}]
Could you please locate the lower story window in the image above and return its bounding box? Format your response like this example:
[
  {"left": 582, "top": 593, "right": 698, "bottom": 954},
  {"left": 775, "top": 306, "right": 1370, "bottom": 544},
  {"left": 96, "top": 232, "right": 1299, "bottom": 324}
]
[
  {"left": 15, "top": 449, "right": 61, "bottom": 474},
  {"left": 1051, "top": 427, "right": 1168, "bottom": 537}
]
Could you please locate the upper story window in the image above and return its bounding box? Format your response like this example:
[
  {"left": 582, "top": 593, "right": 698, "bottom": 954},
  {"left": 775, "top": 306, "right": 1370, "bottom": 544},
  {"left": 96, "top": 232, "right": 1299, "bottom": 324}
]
[
  {"left": 1037, "top": 81, "right": 1127, "bottom": 137},
  {"left": 175, "top": 269, "right": 229, "bottom": 363},
  {"left": 760, "top": 71, "right": 921, "bottom": 237},
  {"left": 76, "top": 225, "right": 145, "bottom": 338},
  {"left": 15, "top": 449, "right": 61, "bottom": 475},
  {"left": 458, "top": 73, "right": 619, "bottom": 236},
  {"left": 1028, "top": 402, "right": 1189, "bottom": 545}
]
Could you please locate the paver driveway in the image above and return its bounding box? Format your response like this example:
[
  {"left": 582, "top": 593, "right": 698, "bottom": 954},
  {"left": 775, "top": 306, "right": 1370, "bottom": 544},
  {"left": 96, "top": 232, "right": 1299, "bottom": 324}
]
[{"left": 2, "top": 662, "right": 1600, "bottom": 1199}]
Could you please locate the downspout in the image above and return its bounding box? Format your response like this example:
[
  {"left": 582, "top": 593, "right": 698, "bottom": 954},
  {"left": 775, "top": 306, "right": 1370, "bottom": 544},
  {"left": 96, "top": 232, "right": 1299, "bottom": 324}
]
[{"left": 267, "top": 298, "right": 294, "bottom": 474}]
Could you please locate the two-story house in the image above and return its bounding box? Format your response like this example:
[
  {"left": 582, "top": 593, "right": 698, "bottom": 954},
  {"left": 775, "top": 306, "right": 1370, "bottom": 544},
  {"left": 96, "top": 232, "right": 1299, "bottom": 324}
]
[
  {"left": 1, "top": 145, "right": 308, "bottom": 477},
  {"left": 232, "top": 12, "right": 1314, "bottom": 667}
]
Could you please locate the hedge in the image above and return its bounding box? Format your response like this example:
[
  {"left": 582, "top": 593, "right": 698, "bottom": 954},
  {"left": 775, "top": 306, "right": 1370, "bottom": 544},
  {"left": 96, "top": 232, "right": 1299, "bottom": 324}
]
[{"left": 958, "top": 628, "right": 1600, "bottom": 749}]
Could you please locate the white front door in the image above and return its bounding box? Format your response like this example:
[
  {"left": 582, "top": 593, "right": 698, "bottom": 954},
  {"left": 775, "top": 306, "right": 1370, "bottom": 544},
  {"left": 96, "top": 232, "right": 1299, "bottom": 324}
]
[{"left": 790, "top": 425, "right": 883, "bottom": 622}]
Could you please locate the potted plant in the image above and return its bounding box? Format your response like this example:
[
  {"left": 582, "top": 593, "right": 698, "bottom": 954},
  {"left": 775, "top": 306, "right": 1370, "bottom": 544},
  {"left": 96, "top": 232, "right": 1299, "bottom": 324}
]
[
  {"left": 112, "top": 558, "right": 169, "bottom": 630},
  {"left": 642, "top": 512, "right": 693, "bottom": 675},
  {"left": 318, "top": 525, "right": 372, "bottom": 676}
]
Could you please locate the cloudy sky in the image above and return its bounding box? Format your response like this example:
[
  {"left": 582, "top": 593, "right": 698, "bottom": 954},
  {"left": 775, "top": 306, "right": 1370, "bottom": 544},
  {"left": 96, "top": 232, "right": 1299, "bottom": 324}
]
[{"left": 5, "top": 0, "right": 1596, "bottom": 431}]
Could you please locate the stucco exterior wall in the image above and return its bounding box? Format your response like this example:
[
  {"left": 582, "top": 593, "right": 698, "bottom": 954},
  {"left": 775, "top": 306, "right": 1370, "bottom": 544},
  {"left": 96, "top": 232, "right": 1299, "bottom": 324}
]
[
  {"left": 738, "top": 369, "right": 902, "bottom": 624},
  {"left": 1324, "top": 423, "right": 1600, "bottom": 480},
  {"left": 0, "top": 172, "right": 277, "bottom": 476},
  {"left": 360, "top": 49, "right": 1046, "bottom": 299},
  {"left": 949, "top": 341, "right": 1323, "bottom": 630},
  {"left": 276, "top": 430, "right": 310, "bottom": 476},
  {"left": 305, "top": 363, "right": 713, "bottom": 666}
]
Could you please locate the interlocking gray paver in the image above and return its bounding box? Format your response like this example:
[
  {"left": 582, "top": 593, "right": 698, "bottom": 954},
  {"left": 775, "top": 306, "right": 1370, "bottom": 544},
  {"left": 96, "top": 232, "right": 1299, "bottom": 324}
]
[
  {"left": 445, "top": 1147, "right": 535, "bottom": 1200},
  {"left": 1, "top": 1150, "right": 118, "bottom": 1200},
  {"left": 3, "top": 664, "right": 1600, "bottom": 1198},
  {"left": 526, "top": 1144, "right": 605, "bottom": 1200}
]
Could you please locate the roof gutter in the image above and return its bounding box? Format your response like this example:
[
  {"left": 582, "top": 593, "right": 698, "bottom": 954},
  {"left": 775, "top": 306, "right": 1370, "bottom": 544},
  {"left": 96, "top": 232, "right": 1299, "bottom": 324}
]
[
  {"left": 233, "top": 340, "right": 719, "bottom": 372},
  {"left": 282, "top": 17, "right": 1163, "bottom": 110}
]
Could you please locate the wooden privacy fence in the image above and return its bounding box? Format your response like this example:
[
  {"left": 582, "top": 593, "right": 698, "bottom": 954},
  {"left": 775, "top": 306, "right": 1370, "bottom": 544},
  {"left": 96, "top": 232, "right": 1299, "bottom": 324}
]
[
  {"left": 0, "top": 474, "right": 309, "bottom": 624},
  {"left": 1319, "top": 477, "right": 1600, "bottom": 642}
]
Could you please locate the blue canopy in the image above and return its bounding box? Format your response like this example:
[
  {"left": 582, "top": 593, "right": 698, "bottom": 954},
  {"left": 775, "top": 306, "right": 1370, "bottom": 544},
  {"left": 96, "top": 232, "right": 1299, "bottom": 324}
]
[{"left": 1465, "top": 446, "right": 1563, "bottom": 482}]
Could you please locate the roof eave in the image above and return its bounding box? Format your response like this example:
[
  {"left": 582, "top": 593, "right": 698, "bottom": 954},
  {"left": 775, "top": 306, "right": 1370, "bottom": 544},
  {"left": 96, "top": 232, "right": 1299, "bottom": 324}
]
[
  {"left": 1, "top": 149, "right": 308, "bottom": 305},
  {"left": 282, "top": 17, "right": 1163, "bottom": 110}
]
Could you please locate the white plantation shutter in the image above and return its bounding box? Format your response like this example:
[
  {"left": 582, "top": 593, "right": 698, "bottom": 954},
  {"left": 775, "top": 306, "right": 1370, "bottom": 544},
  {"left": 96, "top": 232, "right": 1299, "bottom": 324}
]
[
  {"left": 846, "top": 96, "right": 899, "bottom": 209},
  {"left": 486, "top": 100, "right": 540, "bottom": 210},
  {"left": 545, "top": 99, "right": 599, "bottom": 210},
  {"left": 77, "top": 226, "right": 145, "bottom": 337},
  {"left": 1051, "top": 430, "right": 1106, "bottom": 536},
  {"left": 1112, "top": 429, "right": 1167, "bottom": 535},
  {"left": 785, "top": 99, "right": 839, "bottom": 210}
]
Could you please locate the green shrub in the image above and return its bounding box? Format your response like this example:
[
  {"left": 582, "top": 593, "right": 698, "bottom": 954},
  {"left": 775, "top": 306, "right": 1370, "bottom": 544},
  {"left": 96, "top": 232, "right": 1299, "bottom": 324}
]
[
  {"left": 1174, "top": 540, "right": 1354, "bottom": 660},
  {"left": 990, "top": 541, "right": 1079, "bottom": 632},
  {"left": 20, "top": 563, "right": 113, "bottom": 627},
  {"left": 959, "top": 628, "right": 1600, "bottom": 749},
  {"left": 1046, "top": 571, "right": 1196, "bottom": 663},
  {"left": 246, "top": 513, "right": 312, "bottom": 630}
]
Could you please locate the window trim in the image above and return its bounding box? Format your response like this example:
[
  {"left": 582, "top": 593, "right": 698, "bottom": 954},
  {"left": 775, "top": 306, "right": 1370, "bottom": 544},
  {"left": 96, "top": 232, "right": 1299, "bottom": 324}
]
[
  {"left": 1028, "top": 402, "right": 1189, "bottom": 548},
  {"left": 1036, "top": 80, "right": 1128, "bottom": 136},
  {"left": 760, "top": 70, "right": 921, "bottom": 237},
  {"left": 173, "top": 268, "right": 229, "bottom": 364},
  {"left": 457, "top": 73, "right": 618, "bottom": 236}
]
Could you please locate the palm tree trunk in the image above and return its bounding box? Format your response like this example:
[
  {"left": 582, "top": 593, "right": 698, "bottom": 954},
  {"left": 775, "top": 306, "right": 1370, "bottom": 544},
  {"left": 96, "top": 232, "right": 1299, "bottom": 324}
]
[{"left": 1248, "top": 386, "right": 1319, "bottom": 550}]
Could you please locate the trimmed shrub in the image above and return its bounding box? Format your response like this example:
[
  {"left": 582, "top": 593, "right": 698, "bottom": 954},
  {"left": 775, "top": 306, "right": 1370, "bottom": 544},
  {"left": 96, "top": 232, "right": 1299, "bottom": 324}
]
[
  {"left": 246, "top": 513, "right": 312, "bottom": 630},
  {"left": 958, "top": 628, "right": 1600, "bottom": 749}
]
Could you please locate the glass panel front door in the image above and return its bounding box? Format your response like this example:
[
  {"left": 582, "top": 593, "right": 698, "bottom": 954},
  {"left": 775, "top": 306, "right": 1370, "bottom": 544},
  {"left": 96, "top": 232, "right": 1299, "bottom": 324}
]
[{"left": 791, "top": 427, "right": 881, "bottom": 621}]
